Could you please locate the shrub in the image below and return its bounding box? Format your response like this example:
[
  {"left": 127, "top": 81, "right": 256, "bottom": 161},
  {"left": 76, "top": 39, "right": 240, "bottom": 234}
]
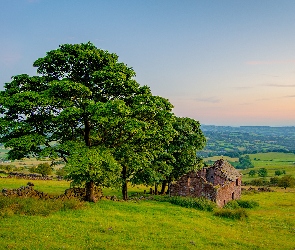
[
  {"left": 214, "top": 208, "right": 248, "bottom": 220},
  {"left": 249, "top": 178, "right": 270, "bottom": 186},
  {"left": 224, "top": 200, "right": 240, "bottom": 209},
  {"left": 278, "top": 175, "right": 295, "bottom": 189},
  {"left": 224, "top": 200, "right": 259, "bottom": 209},
  {"left": 270, "top": 176, "right": 279, "bottom": 186},
  {"left": 237, "top": 200, "right": 259, "bottom": 208},
  {"left": 36, "top": 163, "right": 53, "bottom": 176},
  {"left": 56, "top": 167, "right": 67, "bottom": 177},
  {"left": 257, "top": 168, "right": 268, "bottom": 177}
]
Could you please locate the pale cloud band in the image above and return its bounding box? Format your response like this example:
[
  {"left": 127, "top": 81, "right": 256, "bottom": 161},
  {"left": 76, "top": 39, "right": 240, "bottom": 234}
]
[
  {"left": 246, "top": 60, "right": 295, "bottom": 65},
  {"left": 195, "top": 96, "right": 221, "bottom": 103},
  {"left": 264, "top": 83, "right": 295, "bottom": 87}
]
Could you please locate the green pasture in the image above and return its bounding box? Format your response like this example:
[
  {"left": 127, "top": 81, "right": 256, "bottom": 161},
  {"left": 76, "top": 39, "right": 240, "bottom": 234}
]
[
  {"left": 205, "top": 152, "right": 295, "bottom": 182},
  {"left": 0, "top": 178, "right": 295, "bottom": 249},
  {"left": 241, "top": 152, "right": 295, "bottom": 181}
]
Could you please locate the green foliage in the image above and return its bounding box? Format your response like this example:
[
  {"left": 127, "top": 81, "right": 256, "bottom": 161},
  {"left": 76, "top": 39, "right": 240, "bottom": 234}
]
[
  {"left": 245, "top": 178, "right": 270, "bottom": 186},
  {"left": 0, "top": 164, "right": 15, "bottom": 172},
  {"left": 64, "top": 144, "right": 121, "bottom": 188},
  {"left": 56, "top": 167, "right": 67, "bottom": 177},
  {"left": 248, "top": 169, "right": 256, "bottom": 177},
  {"left": 224, "top": 200, "right": 259, "bottom": 209},
  {"left": 157, "top": 196, "right": 216, "bottom": 212},
  {"left": 29, "top": 166, "right": 37, "bottom": 174},
  {"left": 165, "top": 117, "right": 206, "bottom": 182},
  {"left": 278, "top": 175, "right": 295, "bottom": 189},
  {"left": 257, "top": 168, "right": 268, "bottom": 177},
  {"left": 270, "top": 176, "right": 280, "bottom": 185},
  {"left": 214, "top": 208, "right": 248, "bottom": 220},
  {"left": 236, "top": 155, "right": 254, "bottom": 169},
  {"left": 275, "top": 170, "right": 286, "bottom": 176},
  {"left": 0, "top": 196, "right": 85, "bottom": 217},
  {"left": 35, "top": 162, "right": 53, "bottom": 176},
  {"left": 0, "top": 42, "right": 205, "bottom": 200}
]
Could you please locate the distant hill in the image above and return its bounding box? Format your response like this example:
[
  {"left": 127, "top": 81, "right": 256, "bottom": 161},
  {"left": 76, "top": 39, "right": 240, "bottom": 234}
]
[{"left": 198, "top": 125, "right": 295, "bottom": 157}]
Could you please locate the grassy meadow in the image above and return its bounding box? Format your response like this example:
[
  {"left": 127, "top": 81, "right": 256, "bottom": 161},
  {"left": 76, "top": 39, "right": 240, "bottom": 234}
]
[{"left": 0, "top": 178, "right": 295, "bottom": 249}]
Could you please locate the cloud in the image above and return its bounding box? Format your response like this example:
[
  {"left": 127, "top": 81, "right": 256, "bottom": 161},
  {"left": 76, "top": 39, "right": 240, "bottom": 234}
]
[
  {"left": 263, "top": 83, "right": 295, "bottom": 87},
  {"left": 284, "top": 95, "right": 295, "bottom": 98},
  {"left": 195, "top": 96, "right": 221, "bottom": 103},
  {"left": 233, "top": 86, "right": 252, "bottom": 90},
  {"left": 246, "top": 60, "right": 295, "bottom": 65}
]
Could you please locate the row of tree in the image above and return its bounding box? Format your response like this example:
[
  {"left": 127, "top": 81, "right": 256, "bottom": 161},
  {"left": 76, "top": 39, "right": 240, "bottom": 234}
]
[{"left": 0, "top": 43, "right": 206, "bottom": 201}]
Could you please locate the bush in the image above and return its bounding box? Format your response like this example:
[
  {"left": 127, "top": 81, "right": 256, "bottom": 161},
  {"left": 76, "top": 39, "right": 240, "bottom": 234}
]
[
  {"left": 214, "top": 208, "right": 248, "bottom": 220},
  {"left": 257, "top": 168, "right": 268, "bottom": 177},
  {"left": 224, "top": 200, "right": 240, "bottom": 209},
  {"left": 270, "top": 176, "right": 279, "bottom": 186},
  {"left": 156, "top": 196, "right": 217, "bottom": 212},
  {"left": 248, "top": 178, "right": 270, "bottom": 186},
  {"left": 224, "top": 200, "right": 259, "bottom": 209},
  {"left": 278, "top": 175, "right": 295, "bottom": 189},
  {"left": 237, "top": 200, "right": 259, "bottom": 208},
  {"left": 56, "top": 167, "right": 67, "bottom": 177}
]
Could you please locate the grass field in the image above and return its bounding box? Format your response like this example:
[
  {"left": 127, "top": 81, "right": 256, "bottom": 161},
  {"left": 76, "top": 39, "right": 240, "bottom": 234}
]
[
  {"left": 0, "top": 178, "right": 295, "bottom": 249},
  {"left": 205, "top": 152, "right": 295, "bottom": 182}
]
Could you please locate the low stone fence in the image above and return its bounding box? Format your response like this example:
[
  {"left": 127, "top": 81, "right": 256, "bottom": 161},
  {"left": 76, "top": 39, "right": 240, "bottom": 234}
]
[
  {"left": 1, "top": 183, "right": 103, "bottom": 201},
  {"left": 241, "top": 186, "right": 274, "bottom": 192},
  {"left": 6, "top": 172, "right": 53, "bottom": 180}
]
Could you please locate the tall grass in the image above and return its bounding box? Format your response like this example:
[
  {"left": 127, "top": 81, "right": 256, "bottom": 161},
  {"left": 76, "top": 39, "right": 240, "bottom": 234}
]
[
  {"left": 0, "top": 196, "right": 85, "bottom": 217},
  {"left": 154, "top": 195, "right": 217, "bottom": 211}
]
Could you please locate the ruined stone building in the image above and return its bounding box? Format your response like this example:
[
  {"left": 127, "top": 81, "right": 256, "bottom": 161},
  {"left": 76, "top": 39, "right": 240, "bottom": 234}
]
[{"left": 170, "top": 159, "right": 241, "bottom": 207}]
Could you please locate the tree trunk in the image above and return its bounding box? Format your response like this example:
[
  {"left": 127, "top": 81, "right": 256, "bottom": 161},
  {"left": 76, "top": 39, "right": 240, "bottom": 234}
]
[
  {"left": 84, "top": 118, "right": 91, "bottom": 147},
  {"left": 154, "top": 183, "right": 158, "bottom": 195},
  {"left": 122, "top": 166, "right": 128, "bottom": 200},
  {"left": 161, "top": 180, "right": 167, "bottom": 194},
  {"left": 86, "top": 180, "right": 96, "bottom": 202}
]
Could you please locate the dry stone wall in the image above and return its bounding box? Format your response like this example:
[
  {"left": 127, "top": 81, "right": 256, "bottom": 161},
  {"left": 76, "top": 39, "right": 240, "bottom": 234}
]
[{"left": 1, "top": 183, "right": 103, "bottom": 201}]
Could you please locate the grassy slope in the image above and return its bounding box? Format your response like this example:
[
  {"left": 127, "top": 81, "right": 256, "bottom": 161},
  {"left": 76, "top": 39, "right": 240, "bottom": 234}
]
[{"left": 0, "top": 179, "right": 295, "bottom": 249}]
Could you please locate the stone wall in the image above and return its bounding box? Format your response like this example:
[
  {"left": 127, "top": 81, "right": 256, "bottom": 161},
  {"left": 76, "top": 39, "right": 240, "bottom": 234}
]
[
  {"left": 1, "top": 183, "right": 103, "bottom": 201},
  {"left": 170, "top": 172, "right": 218, "bottom": 202},
  {"left": 215, "top": 177, "right": 242, "bottom": 207}
]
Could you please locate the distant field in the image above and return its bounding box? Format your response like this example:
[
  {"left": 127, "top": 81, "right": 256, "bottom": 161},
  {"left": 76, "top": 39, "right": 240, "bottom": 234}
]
[
  {"left": 0, "top": 178, "right": 294, "bottom": 249},
  {"left": 241, "top": 152, "right": 295, "bottom": 181},
  {"left": 205, "top": 152, "right": 295, "bottom": 182}
]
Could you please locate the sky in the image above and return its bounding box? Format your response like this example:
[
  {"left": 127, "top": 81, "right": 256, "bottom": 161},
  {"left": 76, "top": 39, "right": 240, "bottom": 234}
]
[{"left": 1, "top": 0, "right": 295, "bottom": 126}]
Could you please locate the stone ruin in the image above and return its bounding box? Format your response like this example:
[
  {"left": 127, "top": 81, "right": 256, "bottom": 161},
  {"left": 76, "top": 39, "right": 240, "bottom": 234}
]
[{"left": 170, "top": 159, "right": 242, "bottom": 207}]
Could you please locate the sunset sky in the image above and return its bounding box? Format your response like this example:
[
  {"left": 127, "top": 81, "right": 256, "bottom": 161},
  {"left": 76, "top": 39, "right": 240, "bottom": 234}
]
[{"left": 1, "top": 0, "right": 295, "bottom": 126}]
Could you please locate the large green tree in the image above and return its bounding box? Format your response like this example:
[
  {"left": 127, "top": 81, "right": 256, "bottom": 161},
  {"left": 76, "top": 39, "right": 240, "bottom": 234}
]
[
  {"left": 160, "top": 117, "right": 206, "bottom": 193},
  {"left": 0, "top": 42, "right": 177, "bottom": 201}
]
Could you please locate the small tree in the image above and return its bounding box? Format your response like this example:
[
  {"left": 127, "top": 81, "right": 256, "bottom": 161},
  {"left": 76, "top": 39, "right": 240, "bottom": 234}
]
[
  {"left": 236, "top": 155, "right": 254, "bottom": 169},
  {"left": 56, "top": 167, "right": 67, "bottom": 177},
  {"left": 270, "top": 176, "right": 279, "bottom": 186},
  {"left": 36, "top": 163, "right": 53, "bottom": 176},
  {"left": 257, "top": 168, "right": 268, "bottom": 177},
  {"left": 275, "top": 170, "right": 282, "bottom": 176},
  {"left": 278, "top": 175, "right": 295, "bottom": 189},
  {"left": 64, "top": 144, "right": 121, "bottom": 202},
  {"left": 248, "top": 170, "right": 256, "bottom": 177}
]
